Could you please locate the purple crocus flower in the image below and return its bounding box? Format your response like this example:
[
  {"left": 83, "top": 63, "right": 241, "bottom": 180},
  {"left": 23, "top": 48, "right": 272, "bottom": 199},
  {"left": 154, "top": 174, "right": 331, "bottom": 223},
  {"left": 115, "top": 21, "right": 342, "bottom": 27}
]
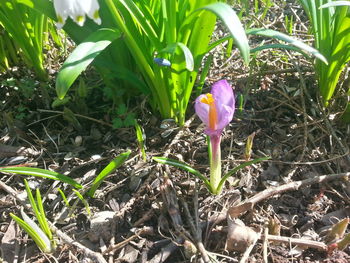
[
  {"left": 194, "top": 79, "right": 235, "bottom": 194},
  {"left": 195, "top": 79, "right": 235, "bottom": 138}
]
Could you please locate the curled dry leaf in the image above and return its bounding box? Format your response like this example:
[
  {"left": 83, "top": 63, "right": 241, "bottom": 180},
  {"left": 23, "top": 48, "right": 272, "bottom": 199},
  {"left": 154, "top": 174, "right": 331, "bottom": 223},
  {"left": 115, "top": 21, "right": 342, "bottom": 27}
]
[
  {"left": 279, "top": 213, "right": 299, "bottom": 228},
  {"left": 225, "top": 217, "right": 258, "bottom": 252},
  {"left": 267, "top": 215, "right": 281, "bottom": 236}
]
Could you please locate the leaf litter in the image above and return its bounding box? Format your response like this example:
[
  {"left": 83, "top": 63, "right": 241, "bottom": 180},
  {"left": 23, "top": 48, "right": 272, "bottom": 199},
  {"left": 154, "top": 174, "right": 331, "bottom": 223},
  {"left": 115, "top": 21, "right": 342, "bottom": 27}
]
[{"left": 0, "top": 1, "right": 350, "bottom": 262}]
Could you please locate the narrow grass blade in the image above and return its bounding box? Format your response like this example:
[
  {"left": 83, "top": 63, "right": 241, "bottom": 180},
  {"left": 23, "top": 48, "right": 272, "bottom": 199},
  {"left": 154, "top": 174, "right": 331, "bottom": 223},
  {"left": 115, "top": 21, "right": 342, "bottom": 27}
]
[
  {"left": 88, "top": 150, "right": 131, "bottom": 197},
  {"left": 152, "top": 157, "right": 211, "bottom": 191},
  {"left": 251, "top": 43, "right": 309, "bottom": 57},
  {"left": 200, "top": 3, "right": 250, "bottom": 64},
  {"left": 73, "top": 189, "right": 91, "bottom": 216},
  {"left": 247, "top": 28, "right": 328, "bottom": 64},
  {"left": 0, "top": 167, "right": 82, "bottom": 189},
  {"left": 217, "top": 156, "right": 271, "bottom": 193},
  {"left": 16, "top": 0, "right": 58, "bottom": 21},
  {"left": 56, "top": 28, "right": 121, "bottom": 99},
  {"left": 135, "top": 122, "right": 147, "bottom": 161},
  {"left": 10, "top": 210, "right": 52, "bottom": 253},
  {"left": 57, "top": 188, "right": 70, "bottom": 208},
  {"left": 118, "top": 0, "right": 159, "bottom": 48},
  {"left": 338, "top": 233, "right": 350, "bottom": 250},
  {"left": 23, "top": 180, "right": 52, "bottom": 242},
  {"left": 196, "top": 54, "right": 213, "bottom": 97},
  {"left": 23, "top": 179, "right": 38, "bottom": 213},
  {"left": 35, "top": 189, "right": 53, "bottom": 241}
]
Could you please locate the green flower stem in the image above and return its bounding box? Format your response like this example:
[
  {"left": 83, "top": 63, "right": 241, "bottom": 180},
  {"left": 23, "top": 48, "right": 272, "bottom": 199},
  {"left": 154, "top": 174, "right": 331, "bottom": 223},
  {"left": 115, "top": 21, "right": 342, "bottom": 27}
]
[{"left": 209, "top": 135, "right": 221, "bottom": 194}]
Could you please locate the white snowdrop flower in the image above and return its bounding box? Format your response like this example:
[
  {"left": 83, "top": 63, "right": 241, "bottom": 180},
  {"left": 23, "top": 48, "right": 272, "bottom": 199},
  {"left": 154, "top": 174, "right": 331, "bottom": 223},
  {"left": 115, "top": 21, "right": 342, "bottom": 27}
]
[{"left": 53, "top": 0, "right": 101, "bottom": 29}]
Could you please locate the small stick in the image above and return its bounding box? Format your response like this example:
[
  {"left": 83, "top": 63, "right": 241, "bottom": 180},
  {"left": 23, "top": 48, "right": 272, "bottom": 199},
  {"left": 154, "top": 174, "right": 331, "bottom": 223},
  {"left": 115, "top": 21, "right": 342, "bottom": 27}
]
[
  {"left": 148, "top": 237, "right": 184, "bottom": 263},
  {"left": 265, "top": 234, "right": 327, "bottom": 251},
  {"left": 234, "top": 67, "right": 313, "bottom": 80},
  {"left": 240, "top": 232, "right": 260, "bottom": 263},
  {"left": 52, "top": 225, "right": 107, "bottom": 263},
  {"left": 229, "top": 172, "right": 350, "bottom": 218},
  {"left": 36, "top": 109, "right": 113, "bottom": 127},
  {"left": 263, "top": 227, "right": 268, "bottom": 263},
  {"left": 0, "top": 180, "right": 20, "bottom": 200},
  {"left": 102, "top": 227, "right": 154, "bottom": 255},
  {"left": 132, "top": 208, "right": 154, "bottom": 227},
  {"left": 182, "top": 200, "right": 210, "bottom": 263},
  {"left": 287, "top": 52, "right": 308, "bottom": 163}
]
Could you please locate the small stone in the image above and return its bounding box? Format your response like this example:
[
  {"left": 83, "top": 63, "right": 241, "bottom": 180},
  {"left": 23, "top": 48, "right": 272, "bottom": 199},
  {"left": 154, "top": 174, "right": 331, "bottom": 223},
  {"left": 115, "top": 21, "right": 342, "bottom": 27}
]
[
  {"left": 74, "top": 136, "right": 83, "bottom": 146},
  {"left": 88, "top": 211, "right": 115, "bottom": 243}
]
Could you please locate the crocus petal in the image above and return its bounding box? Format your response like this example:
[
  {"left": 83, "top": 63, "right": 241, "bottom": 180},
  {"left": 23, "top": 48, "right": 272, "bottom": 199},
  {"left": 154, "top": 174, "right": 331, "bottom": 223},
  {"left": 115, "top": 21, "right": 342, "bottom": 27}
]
[
  {"left": 211, "top": 80, "right": 235, "bottom": 130},
  {"left": 195, "top": 94, "right": 210, "bottom": 126},
  {"left": 216, "top": 105, "right": 235, "bottom": 131},
  {"left": 211, "top": 80, "right": 235, "bottom": 108}
]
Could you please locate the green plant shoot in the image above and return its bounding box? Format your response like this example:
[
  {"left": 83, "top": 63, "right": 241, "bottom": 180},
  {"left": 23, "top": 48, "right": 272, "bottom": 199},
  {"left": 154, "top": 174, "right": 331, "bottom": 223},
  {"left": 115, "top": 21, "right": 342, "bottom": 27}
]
[
  {"left": 88, "top": 150, "right": 131, "bottom": 197},
  {"left": 10, "top": 179, "right": 56, "bottom": 253}
]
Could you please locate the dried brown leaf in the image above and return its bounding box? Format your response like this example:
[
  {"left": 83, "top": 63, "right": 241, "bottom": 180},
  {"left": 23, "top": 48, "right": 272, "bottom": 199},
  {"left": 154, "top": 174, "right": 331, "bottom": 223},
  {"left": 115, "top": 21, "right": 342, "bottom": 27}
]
[
  {"left": 0, "top": 220, "right": 17, "bottom": 263},
  {"left": 225, "top": 217, "right": 258, "bottom": 252}
]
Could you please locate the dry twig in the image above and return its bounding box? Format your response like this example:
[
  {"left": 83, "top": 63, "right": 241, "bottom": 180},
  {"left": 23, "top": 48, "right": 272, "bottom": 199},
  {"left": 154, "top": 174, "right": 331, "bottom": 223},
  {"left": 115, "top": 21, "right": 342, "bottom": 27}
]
[
  {"left": 53, "top": 225, "right": 107, "bottom": 263},
  {"left": 229, "top": 172, "right": 350, "bottom": 218},
  {"left": 265, "top": 234, "right": 328, "bottom": 251}
]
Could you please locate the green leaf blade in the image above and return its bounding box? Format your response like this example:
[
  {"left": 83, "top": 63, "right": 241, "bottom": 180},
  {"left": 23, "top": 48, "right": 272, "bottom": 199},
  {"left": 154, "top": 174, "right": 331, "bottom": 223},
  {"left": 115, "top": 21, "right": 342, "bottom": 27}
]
[
  {"left": 56, "top": 28, "right": 121, "bottom": 99},
  {"left": 247, "top": 28, "right": 328, "bottom": 64},
  {"left": 0, "top": 167, "right": 82, "bottom": 189},
  {"left": 217, "top": 156, "right": 271, "bottom": 193},
  {"left": 152, "top": 156, "right": 212, "bottom": 191},
  {"left": 159, "top": 42, "right": 194, "bottom": 71},
  {"left": 10, "top": 210, "right": 52, "bottom": 253},
  {"left": 88, "top": 150, "right": 131, "bottom": 197},
  {"left": 200, "top": 3, "right": 250, "bottom": 64},
  {"left": 320, "top": 1, "right": 350, "bottom": 9}
]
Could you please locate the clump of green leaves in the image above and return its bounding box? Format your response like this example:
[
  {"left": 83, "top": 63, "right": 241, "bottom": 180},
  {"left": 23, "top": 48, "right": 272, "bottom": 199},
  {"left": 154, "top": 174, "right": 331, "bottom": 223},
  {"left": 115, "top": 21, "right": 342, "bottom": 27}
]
[
  {"left": 10, "top": 180, "right": 56, "bottom": 253},
  {"left": 20, "top": 0, "right": 328, "bottom": 128},
  {"left": 0, "top": 0, "right": 50, "bottom": 80},
  {"left": 135, "top": 121, "right": 146, "bottom": 161},
  {"left": 298, "top": 0, "right": 350, "bottom": 108},
  {"left": 112, "top": 104, "right": 136, "bottom": 129}
]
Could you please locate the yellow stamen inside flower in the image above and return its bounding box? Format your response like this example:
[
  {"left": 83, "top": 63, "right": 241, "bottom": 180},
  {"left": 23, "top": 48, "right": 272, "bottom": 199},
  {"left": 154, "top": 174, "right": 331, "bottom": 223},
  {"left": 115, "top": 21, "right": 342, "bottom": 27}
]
[{"left": 200, "top": 93, "right": 218, "bottom": 130}]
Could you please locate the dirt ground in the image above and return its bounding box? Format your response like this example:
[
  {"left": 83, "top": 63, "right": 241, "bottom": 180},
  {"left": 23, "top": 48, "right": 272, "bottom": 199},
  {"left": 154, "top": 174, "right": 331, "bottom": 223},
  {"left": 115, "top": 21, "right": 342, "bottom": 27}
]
[
  {"left": 0, "top": 1, "right": 350, "bottom": 262},
  {"left": 0, "top": 63, "right": 349, "bottom": 262}
]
